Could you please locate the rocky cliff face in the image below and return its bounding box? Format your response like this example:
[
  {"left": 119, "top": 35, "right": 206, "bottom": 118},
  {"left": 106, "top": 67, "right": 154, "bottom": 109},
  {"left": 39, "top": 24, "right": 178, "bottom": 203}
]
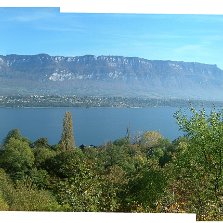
[{"left": 0, "top": 54, "right": 223, "bottom": 100}]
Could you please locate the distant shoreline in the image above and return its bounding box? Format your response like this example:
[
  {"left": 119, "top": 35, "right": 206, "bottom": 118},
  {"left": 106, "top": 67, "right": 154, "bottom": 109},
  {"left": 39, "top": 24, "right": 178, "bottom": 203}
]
[{"left": 0, "top": 95, "right": 223, "bottom": 108}]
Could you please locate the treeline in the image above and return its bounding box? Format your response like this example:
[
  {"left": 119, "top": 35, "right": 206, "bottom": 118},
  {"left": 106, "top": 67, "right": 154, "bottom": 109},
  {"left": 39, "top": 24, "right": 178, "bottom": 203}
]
[{"left": 0, "top": 109, "right": 222, "bottom": 221}]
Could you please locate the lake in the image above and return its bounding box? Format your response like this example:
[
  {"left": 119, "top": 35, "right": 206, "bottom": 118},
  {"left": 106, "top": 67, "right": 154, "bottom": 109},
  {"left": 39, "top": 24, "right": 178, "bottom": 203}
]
[{"left": 0, "top": 107, "right": 183, "bottom": 146}]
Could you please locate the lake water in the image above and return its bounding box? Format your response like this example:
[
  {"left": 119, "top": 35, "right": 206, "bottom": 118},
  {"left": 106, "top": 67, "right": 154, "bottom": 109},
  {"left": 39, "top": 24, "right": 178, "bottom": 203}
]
[{"left": 0, "top": 107, "right": 182, "bottom": 146}]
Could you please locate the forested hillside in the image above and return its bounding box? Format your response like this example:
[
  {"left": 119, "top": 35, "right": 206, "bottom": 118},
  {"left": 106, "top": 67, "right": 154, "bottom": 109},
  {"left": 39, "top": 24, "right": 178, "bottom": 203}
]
[{"left": 0, "top": 110, "right": 222, "bottom": 221}]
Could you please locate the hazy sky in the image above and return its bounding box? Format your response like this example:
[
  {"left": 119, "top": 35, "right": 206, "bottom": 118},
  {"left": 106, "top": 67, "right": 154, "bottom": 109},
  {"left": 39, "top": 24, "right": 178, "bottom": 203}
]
[{"left": 1, "top": 7, "right": 223, "bottom": 68}]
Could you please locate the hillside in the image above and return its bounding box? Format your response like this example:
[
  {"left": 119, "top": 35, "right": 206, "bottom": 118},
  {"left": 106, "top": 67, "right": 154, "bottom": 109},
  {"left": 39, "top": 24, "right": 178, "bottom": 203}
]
[{"left": 0, "top": 54, "right": 223, "bottom": 100}]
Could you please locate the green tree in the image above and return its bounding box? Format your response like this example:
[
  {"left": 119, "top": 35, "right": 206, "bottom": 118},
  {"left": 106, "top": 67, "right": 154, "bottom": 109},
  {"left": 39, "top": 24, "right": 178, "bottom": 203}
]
[
  {"left": 9, "top": 178, "right": 63, "bottom": 211},
  {"left": 46, "top": 150, "right": 85, "bottom": 178},
  {"left": 140, "top": 131, "right": 163, "bottom": 148},
  {"left": 0, "top": 137, "right": 35, "bottom": 178},
  {"left": 32, "top": 137, "right": 51, "bottom": 149},
  {"left": 0, "top": 168, "right": 63, "bottom": 211},
  {"left": 121, "top": 167, "right": 167, "bottom": 212},
  {"left": 100, "top": 165, "right": 128, "bottom": 211},
  {"left": 60, "top": 112, "right": 75, "bottom": 150},
  {"left": 0, "top": 193, "right": 9, "bottom": 211},
  {"left": 3, "top": 129, "right": 30, "bottom": 145},
  {"left": 55, "top": 170, "right": 102, "bottom": 212},
  {"left": 33, "top": 146, "right": 56, "bottom": 169},
  {"left": 49, "top": 150, "right": 103, "bottom": 211},
  {"left": 0, "top": 168, "right": 13, "bottom": 211},
  {"left": 167, "top": 108, "right": 223, "bottom": 220},
  {"left": 29, "top": 168, "right": 50, "bottom": 189}
]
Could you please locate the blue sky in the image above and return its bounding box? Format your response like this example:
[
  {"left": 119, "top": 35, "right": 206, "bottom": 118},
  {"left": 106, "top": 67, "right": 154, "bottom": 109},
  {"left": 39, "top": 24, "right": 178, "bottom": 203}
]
[{"left": 0, "top": 7, "right": 223, "bottom": 68}]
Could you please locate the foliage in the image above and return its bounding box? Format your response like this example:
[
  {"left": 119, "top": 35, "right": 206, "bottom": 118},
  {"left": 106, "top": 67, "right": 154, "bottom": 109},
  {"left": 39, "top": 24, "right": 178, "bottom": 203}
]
[
  {"left": 9, "top": 178, "right": 63, "bottom": 211},
  {"left": 170, "top": 108, "right": 223, "bottom": 220},
  {"left": 32, "top": 137, "right": 51, "bottom": 149},
  {"left": 0, "top": 168, "right": 13, "bottom": 210},
  {"left": 0, "top": 168, "right": 62, "bottom": 211},
  {"left": 29, "top": 168, "right": 50, "bottom": 189},
  {"left": 113, "top": 137, "right": 130, "bottom": 147},
  {"left": 3, "top": 128, "right": 31, "bottom": 145},
  {"left": 55, "top": 171, "right": 102, "bottom": 212},
  {"left": 0, "top": 137, "right": 35, "bottom": 178},
  {"left": 139, "top": 131, "right": 164, "bottom": 148},
  {"left": 60, "top": 111, "right": 75, "bottom": 150},
  {"left": 100, "top": 165, "right": 127, "bottom": 211},
  {"left": 50, "top": 150, "right": 103, "bottom": 211},
  {"left": 3, "top": 129, "right": 22, "bottom": 145},
  {"left": 0, "top": 109, "right": 222, "bottom": 220},
  {"left": 0, "top": 193, "right": 9, "bottom": 211},
  {"left": 33, "top": 146, "right": 56, "bottom": 168},
  {"left": 46, "top": 150, "right": 85, "bottom": 178},
  {"left": 122, "top": 167, "right": 167, "bottom": 211}
]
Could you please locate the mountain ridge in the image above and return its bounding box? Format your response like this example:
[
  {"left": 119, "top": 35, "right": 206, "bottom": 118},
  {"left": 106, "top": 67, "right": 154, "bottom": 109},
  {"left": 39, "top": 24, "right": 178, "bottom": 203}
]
[{"left": 0, "top": 53, "right": 223, "bottom": 100}]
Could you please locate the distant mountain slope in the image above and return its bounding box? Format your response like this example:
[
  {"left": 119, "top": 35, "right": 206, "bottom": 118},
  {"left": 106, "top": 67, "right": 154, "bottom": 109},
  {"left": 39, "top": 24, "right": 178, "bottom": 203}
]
[{"left": 0, "top": 54, "right": 223, "bottom": 100}]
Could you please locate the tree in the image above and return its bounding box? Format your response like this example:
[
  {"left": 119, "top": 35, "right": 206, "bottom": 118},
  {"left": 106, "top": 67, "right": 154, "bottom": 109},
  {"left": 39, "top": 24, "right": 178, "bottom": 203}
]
[
  {"left": 140, "top": 131, "right": 163, "bottom": 148},
  {"left": 9, "top": 178, "right": 63, "bottom": 211},
  {"left": 49, "top": 150, "right": 103, "bottom": 211},
  {"left": 167, "top": 107, "right": 223, "bottom": 220},
  {"left": 46, "top": 150, "right": 85, "bottom": 178},
  {"left": 0, "top": 194, "right": 8, "bottom": 211},
  {"left": 32, "top": 137, "right": 51, "bottom": 149},
  {"left": 3, "top": 129, "right": 30, "bottom": 145},
  {"left": 33, "top": 146, "right": 56, "bottom": 169},
  {"left": 0, "top": 168, "right": 13, "bottom": 211},
  {"left": 121, "top": 167, "right": 167, "bottom": 212},
  {"left": 60, "top": 112, "right": 75, "bottom": 150},
  {"left": 0, "top": 137, "right": 34, "bottom": 178}
]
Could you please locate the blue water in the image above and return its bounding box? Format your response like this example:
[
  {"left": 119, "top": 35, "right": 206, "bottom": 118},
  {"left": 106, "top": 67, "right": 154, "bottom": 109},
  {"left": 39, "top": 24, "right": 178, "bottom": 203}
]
[{"left": 0, "top": 107, "right": 181, "bottom": 146}]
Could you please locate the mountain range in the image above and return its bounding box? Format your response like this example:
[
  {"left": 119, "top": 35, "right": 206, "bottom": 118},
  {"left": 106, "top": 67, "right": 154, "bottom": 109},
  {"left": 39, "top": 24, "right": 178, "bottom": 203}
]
[{"left": 0, "top": 54, "right": 223, "bottom": 100}]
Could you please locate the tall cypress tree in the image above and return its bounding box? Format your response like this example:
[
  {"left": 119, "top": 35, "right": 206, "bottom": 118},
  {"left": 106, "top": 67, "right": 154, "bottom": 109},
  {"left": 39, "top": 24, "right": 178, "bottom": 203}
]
[{"left": 61, "top": 112, "right": 75, "bottom": 150}]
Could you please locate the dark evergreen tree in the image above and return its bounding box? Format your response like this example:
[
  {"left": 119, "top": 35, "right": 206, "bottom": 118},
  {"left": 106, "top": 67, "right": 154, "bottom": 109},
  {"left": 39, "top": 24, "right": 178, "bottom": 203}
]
[
  {"left": 60, "top": 112, "right": 75, "bottom": 150},
  {"left": 32, "top": 138, "right": 50, "bottom": 149}
]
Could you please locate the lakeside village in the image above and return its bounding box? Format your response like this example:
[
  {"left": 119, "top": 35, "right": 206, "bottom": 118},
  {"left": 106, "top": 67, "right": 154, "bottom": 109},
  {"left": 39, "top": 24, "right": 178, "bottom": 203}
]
[{"left": 0, "top": 95, "right": 223, "bottom": 108}]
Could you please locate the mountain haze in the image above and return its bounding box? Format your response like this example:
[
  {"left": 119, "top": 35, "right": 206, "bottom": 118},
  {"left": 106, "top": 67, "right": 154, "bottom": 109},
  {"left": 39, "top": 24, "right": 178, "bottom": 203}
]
[{"left": 0, "top": 54, "right": 223, "bottom": 100}]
